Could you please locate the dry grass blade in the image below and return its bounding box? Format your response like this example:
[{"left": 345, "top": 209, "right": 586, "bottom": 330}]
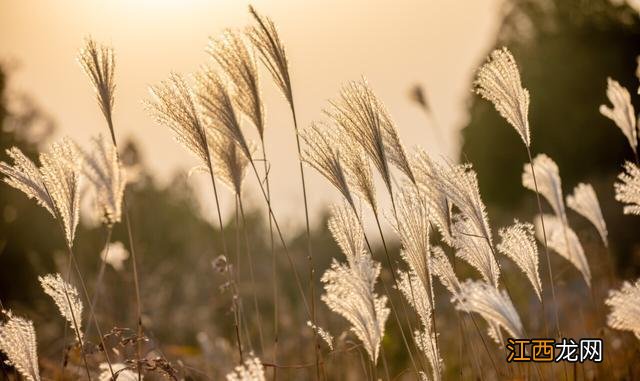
[
  {"left": 474, "top": 47, "right": 530, "bottom": 147},
  {"left": 39, "top": 273, "right": 84, "bottom": 342},
  {"left": 148, "top": 73, "right": 209, "bottom": 166},
  {"left": 566, "top": 183, "right": 608, "bottom": 246},
  {"left": 76, "top": 134, "right": 126, "bottom": 226},
  {"left": 452, "top": 216, "right": 500, "bottom": 287},
  {"left": 78, "top": 38, "right": 116, "bottom": 132},
  {"left": 599, "top": 78, "right": 637, "bottom": 155},
  {"left": 523, "top": 153, "right": 566, "bottom": 220},
  {"left": 534, "top": 214, "right": 591, "bottom": 287},
  {"left": 456, "top": 280, "right": 524, "bottom": 343},
  {"left": 497, "top": 220, "right": 542, "bottom": 301},
  {"left": 207, "top": 129, "right": 252, "bottom": 196},
  {"left": 605, "top": 278, "right": 640, "bottom": 340},
  {"left": 327, "top": 203, "right": 365, "bottom": 265},
  {"left": 0, "top": 311, "right": 40, "bottom": 381},
  {"left": 614, "top": 161, "right": 640, "bottom": 215},
  {"left": 0, "top": 147, "right": 55, "bottom": 216},
  {"left": 247, "top": 5, "right": 292, "bottom": 105},
  {"left": 301, "top": 122, "right": 354, "bottom": 207},
  {"left": 208, "top": 30, "right": 265, "bottom": 139},
  {"left": 196, "top": 69, "right": 251, "bottom": 158},
  {"left": 226, "top": 354, "right": 266, "bottom": 381}
]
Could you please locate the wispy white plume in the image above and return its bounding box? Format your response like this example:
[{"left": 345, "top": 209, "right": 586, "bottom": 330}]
[
  {"left": 147, "top": 73, "right": 209, "bottom": 166},
  {"left": 76, "top": 134, "right": 126, "bottom": 226},
  {"left": 605, "top": 278, "right": 640, "bottom": 340},
  {"left": 0, "top": 147, "right": 55, "bottom": 215},
  {"left": 430, "top": 246, "right": 461, "bottom": 298},
  {"left": 301, "top": 123, "right": 353, "bottom": 206},
  {"left": 327, "top": 203, "right": 365, "bottom": 266},
  {"left": 599, "top": 78, "right": 637, "bottom": 155},
  {"left": 497, "top": 221, "right": 542, "bottom": 301},
  {"left": 522, "top": 153, "right": 566, "bottom": 220},
  {"left": 100, "top": 241, "right": 129, "bottom": 271},
  {"left": 247, "top": 6, "right": 293, "bottom": 106},
  {"left": 226, "top": 354, "right": 266, "bottom": 381},
  {"left": 615, "top": 161, "right": 640, "bottom": 215},
  {"left": 208, "top": 30, "right": 265, "bottom": 139},
  {"left": 0, "top": 311, "right": 40, "bottom": 381},
  {"left": 78, "top": 38, "right": 116, "bottom": 130},
  {"left": 534, "top": 214, "right": 591, "bottom": 287},
  {"left": 99, "top": 362, "right": 139, "bottom": 381},
  {"left": 39, "top": 273, "right": 84, "bottom": 341},
  {"left": 321, "top": 258, "right": 389, "bottom": 364},
  {"left": 456, "top": 280, "right": 524, "bottom": 343},
  {"left": 474, "top": 47, "right": 530, "bottom": 147},
  {"left": 207, "top": 129, "right": 252, "bottom": 196},
  {"left": 452, "top": 216, "right": 500, "bottom": 287},
  {"left": 566, "top": 183, "right": 608, "bottom": 246},
  {"left": 339, "top": 136, "right": 378, "bottom": 212},
  {"left": 306, "top": 321, "right": 334, "bottom": 351}
]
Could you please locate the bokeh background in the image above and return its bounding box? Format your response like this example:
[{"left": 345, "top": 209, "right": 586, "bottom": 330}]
[{"left": 1, "top": 0, "right": 639, "bottom": 379}]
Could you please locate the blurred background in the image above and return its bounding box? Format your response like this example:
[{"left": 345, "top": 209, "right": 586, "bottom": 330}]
[{"left": 1, "top": 0, "right": 639, "bottom": 379}]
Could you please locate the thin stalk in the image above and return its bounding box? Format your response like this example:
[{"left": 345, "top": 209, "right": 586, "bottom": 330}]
[
  {"left": 379, "top": 346, "right": 390, "bottom": 381},
  {"left": 84, "top": 227, "right": 112, "bottom": 338},
  {"left": 238, "top": 195, "right": 266, "bottom": 354}
]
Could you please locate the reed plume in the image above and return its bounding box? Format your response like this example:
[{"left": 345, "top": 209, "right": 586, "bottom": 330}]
[
  {"left": 75, "top": 134, "right": 126, "bottom": 226},
  {"left": 523, "top": 153, "right": 567, "bottom": 221},
  {"left": 497, "top": 221, "right": 542, "bottom": 301},
  {"left": 430, "top": 246, "right": 462, "bottom": 298},
  {"left": 339, "top": 136, "right": 378, "bottom": 212},
  {"left": 599, "top": 78, "right": 637, "bottom": 158},
  {"left": 614, "top": 161, "right": 640, "bottom": 215},
  {"left": 327, "top": 203, "right": 366, "bottom": 264},
  {"left": 306, "top": 321, "right": 334, "bottom": 351},
  {"left": 207, "top": 129, "right": 252, "bottom": 196},
  {"left": 100, "top": 241, "right": 129, "bottom": 271},
  {"left": 226, "top": 354, "right": 265, "bottom": 381},
  {"left": 39, "top": 273, "right": 84, "bottom": 341},
  {"left": 605, "top": 278, "right": 640, "bottom": 340},
  {"left": 452, "top": 216, "right": 501, "bottom": 287},
  {"left": 0, "top": 311, "right": 40, "bottom": 381},
  {"left": 566, "top": 183, "right": 608, "bottom": 246},
  {"left": 534, "top": 214, "right": 591, "bottom": 287},
  {"left": 456, "top": 280, "right": 524, "bottom": 343},
  {"left": 474, "top": 47, "right": 530, "bottom": 147}
]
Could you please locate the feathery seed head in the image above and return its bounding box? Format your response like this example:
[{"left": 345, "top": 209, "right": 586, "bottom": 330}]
[
  {"left": 39, "top": 273, "right": 84, "bottom": 342},
  {"left": 207, "top": 129, "right": 252, "bottom": 196},
  {"left": 226, "top": 354, "right": 265, "bottom": 381},
  {"left": 452, "top": 216, "right": 501, "bottom": 287},
  {"left": 0, "top": 147, "right": 55, "bottom": 215},
  {"left": 523, "top": 153, "right": 566, "bottom": 221},
  {"left": 78, "top": 38, "right": 116, "bottom": 130},
  {"left": 306, "top": 321, "right": 334, "bottom": 351},
  {"left": 566, "top": 183, "right": 608, "bottom": 246},
  {"left": 100, "top": 241, "right": 129, "bottom": 271},
  {"left": 599, "top": 78, "right": 637, "bottom": 154},
  {"left": 615, "top": 161, "right": 640, "bottom": 216},
  {"left": 497, "top": 220, "right": 542, "bottom": 301},
  {"left": 339, "top": 134, "right": 378, "bottom": 212},
  {"left": 0, "top": 311, "right": 40, "bottom": 381},
  {"left": 327, "top": 203, "right": 365, "bottom": 265},
  {"left": 605, "top": 279, "right": 640, "bottom": 340},
  {"left": 475, "top": 47, "right": 530, "bottom": 147}
]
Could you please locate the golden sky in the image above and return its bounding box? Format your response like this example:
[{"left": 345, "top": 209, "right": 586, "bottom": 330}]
[{"left": 0, "top": 0, "right": 502, "bottom": 228}]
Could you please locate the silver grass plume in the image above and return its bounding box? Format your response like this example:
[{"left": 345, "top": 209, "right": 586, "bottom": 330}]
[
  {"left": 0, "top": 147, "right": 55, "bottom": 215},
  {"left": 301, "top": 122, "right": 354, "bottom": 207},
  {"left": 78, "top": 38, "right": 116, "bottom": 133},
  {"left": 39, "top": 273, "right": 84, "bottom": 341},
  {"left": 566, "top": 183, "right": 608, "bottom": 246},
  {"left": 614, "top": 161, "right": 640, "bottom": 215},
  {"left": 76, "top": 134, "right": 126, "bottom": 226},
  {"left": 148, "top": 73, "right": 209, "bottom": 166},
  {"left": 534, "top": 214, "right": 591, "bottom": 287},
  {"left": 474, "top": 47, "right": 530, "bottom": 147},
  {"left": 226, "top": 354, "right": 266, "bottom": 381},
  {"left": 497, "top": 221, "right": 542, "bottom": 301},
  {"left": 605, "top": 278, "right": 640, "bottom": 340},
  {"left": 321, "top": 258, "right": 389, "bottom": 364},
  {"left": 306, "top": 321, "right": 334, "bottom": 351},
  {"left": 397, "top": 270, "right": 441, "bottom": 381},
  {"left": 208, "top": 30, "right": 265, "bottom": 139},
  {"left": 430, "top": 246, "right": 461, "bottom": 298},
  {"left": 339, "top": 134, "right": 378, "bottom": 212},
  {"left": 197, "top": 69, "right": 252, "bottom": 159},
  {"left": 0, "top": 311, "right": 40, "bottom": 381},
  {"left": 207, "top": 129, "right": 251, "bottom": 196},
  {"left": 452, "top": 216, "right": 500, "bottom": 287},
  {"left": 412, "top": 148, "right": 454, "bottom": 245},
  {"left": 523, "top": 153, "right": 567, "bottom": 221},
  {"left": 456, "top": 280, "right": 524, "bottom": 343},
  {"left": 99, "top": 363, "right": 139, "bottom": 381},
  {"left": 599, "top": 78, "right": 637, "bottom": 155},
  {"left": 327, "top": 203, "right": 365, "bottom": 265},
  {"left": 247, "top": 6, "right": 293, "bottom": 106}
]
